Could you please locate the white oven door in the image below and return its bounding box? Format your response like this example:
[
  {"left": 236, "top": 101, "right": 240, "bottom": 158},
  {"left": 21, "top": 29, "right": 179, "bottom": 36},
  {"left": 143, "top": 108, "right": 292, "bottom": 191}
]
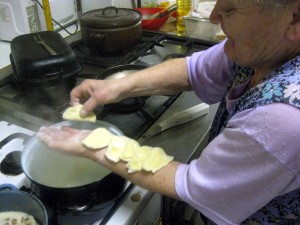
[{"left": 0, "top": 0, "right": 40, "bottom": 41}]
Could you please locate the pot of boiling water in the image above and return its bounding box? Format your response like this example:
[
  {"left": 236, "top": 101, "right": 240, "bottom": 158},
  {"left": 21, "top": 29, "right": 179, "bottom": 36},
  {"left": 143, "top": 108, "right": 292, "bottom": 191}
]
[{"left": 21, "top": 121, "right": 127, "bottom": 214}]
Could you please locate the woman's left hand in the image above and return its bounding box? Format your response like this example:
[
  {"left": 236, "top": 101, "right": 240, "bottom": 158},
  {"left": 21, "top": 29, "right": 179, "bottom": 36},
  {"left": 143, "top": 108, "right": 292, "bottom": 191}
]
[{"left": 37, "top": 126, "right": 97, "bottom": 158}]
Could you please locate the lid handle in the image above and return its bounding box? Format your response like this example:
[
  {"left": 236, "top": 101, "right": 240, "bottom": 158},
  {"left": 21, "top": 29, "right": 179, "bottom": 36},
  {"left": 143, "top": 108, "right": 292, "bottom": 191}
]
[{"left": 102, "top": 6, "right": 118, "bottom": 16}]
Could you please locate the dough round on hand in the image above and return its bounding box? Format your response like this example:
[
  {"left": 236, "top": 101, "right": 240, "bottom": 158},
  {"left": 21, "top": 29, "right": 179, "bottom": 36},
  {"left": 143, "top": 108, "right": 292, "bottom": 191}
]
[
  {"left": 119, "top": 138, "right": 140, "bottom": 162},
  {"left": 126, "top": 146, "right": 151, "bottom": 173},
  {"left": 105, "top": 136, "right": 128, "bottom": 162},
  {"left": 142, "top": 147, "right": 174, "bottom": 173},
  {"left": 82, "top": 128, "right": 114, "bottom": 149},
  {"left": 62, "top": 104, "right": 96, "bottom": 123}
]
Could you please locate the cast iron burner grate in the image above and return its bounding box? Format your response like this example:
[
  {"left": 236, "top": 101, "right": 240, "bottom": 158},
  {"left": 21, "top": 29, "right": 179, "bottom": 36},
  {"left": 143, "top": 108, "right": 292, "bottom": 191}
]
[
  {"left": 0, "top": 151, "right": 23, "bottom": 175},
  {"left": 0, "top": 133, "right": 32, "bottom": 176}
]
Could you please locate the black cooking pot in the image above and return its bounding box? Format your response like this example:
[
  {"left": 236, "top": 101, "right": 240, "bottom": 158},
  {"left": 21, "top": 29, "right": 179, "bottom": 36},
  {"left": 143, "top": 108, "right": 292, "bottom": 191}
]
[
  {"left": 10, "top": 31, "right": 81, "bottom": 105},
  {"left": 21, "top": 121, "right": 127, "bottom": 214},
  {"left": 80, "top": 7, "right": 142, "bottom": 52},
  {"left": 0, "top": 184, "right": 48, "bottom": 225},
  {"left": 96, "top": 64, "right": 148, "bottom": 112}
]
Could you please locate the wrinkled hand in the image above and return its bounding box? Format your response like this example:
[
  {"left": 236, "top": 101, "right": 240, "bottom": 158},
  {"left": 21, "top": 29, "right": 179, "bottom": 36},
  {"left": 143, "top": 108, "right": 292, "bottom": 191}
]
[
  {"left": 37, "top": 126, "right": 102, "bottom": 159},
  {"left": 70, "top": 79, "right": 124, "bottom": 117}
]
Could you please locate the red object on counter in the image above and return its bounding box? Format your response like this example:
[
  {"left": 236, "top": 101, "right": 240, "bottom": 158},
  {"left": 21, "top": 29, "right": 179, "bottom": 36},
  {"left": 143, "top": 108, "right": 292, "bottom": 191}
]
[{"left": 134, "top": 7, "right": 176, "bottom": 30}]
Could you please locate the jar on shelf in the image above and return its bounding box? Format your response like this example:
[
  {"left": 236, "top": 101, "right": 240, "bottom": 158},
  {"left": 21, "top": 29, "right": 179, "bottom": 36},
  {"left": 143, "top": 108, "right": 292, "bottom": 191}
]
[
  {"left": 141, "top": 0, "right": 158, "bottom": 7},
  {"left": 176, "top": 0, "right": 192, "bottom": 33}
]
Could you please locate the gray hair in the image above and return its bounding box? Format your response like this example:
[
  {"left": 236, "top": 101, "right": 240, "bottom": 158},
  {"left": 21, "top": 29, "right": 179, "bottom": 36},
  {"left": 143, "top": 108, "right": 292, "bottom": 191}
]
[
  {"left": 258, "top": 0, "right": 296, "bottom": 3},
  {"left": 256, "top": 0, "right": 297, "bottom": 12},
  {"left": 257, "top": 0, "right": 296, "bottom": 5}
]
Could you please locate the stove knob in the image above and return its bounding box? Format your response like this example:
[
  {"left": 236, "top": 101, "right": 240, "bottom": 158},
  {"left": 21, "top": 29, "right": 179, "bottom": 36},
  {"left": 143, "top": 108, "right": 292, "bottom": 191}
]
[{"left": 131, "top": 191, "right": 142, "bottom": 202}]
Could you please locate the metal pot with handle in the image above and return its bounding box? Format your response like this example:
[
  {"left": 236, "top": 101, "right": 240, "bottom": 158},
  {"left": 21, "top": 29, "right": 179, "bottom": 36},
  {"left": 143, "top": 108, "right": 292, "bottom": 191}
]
[
  {"left": 79, "top": 7, "right": 142, "bottom": 52},
  {"left": 21, "top": 120, "right": 127, "bottom": 214},
  {"left": 0, "top": 184, "right": 48, "bottom": 224}
]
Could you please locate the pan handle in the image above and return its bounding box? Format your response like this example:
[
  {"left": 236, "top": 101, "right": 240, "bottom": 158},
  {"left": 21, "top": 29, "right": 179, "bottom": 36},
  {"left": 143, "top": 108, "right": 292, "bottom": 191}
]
[
  {"left": 90, "top": 33, "right": 106, "bottom": 40},
  {"left": 102, "top": 6, "right": 118, "bottom": 16},
  {"left": 95, "top": 7, "right": 118, "bottom": 17},
  {"left": 0, "top": 183, "right": 18, "bottom": 191},
  {"left": 57, "top": 199, "right": 95, "bottom": 214}
]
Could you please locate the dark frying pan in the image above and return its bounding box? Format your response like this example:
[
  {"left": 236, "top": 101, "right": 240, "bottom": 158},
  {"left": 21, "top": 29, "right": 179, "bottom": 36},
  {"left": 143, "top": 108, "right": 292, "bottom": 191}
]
[{"left": 96, "top": 64, "right": 148, "bottom": 112}]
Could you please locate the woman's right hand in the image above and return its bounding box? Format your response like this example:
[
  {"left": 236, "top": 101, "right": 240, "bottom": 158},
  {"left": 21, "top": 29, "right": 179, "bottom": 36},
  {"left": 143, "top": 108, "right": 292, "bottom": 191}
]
[
  {"left": 70, "top": 79, "right": 125, "bottom": 117},
  {"left": 70, "top": 58, "right": 190, "bottom": 117}
]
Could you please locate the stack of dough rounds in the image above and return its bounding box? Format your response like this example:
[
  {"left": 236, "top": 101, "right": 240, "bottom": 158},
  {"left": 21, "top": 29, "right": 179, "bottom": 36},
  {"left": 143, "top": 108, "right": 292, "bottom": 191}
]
[
  {"left": 81, "top": 127, "right": 173, "bottom": 173},
  {"left": 126, "top": 146, "right": 152, "bottom": 173},
  {"left": 62, "top": 104, "right": 96, "bottom": 123},
  {"left": 142, "top": 147, "right": 174, "bottom": 173},
  {"left": 119, "top": 138, "right": 140, "bottom": 161},
  {"left": 105, "top": 136, "right": 129, "bottom": 162}
]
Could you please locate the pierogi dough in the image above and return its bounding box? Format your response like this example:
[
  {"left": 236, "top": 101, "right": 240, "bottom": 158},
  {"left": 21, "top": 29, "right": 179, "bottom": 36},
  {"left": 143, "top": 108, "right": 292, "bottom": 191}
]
[
  {"left": 100, "top": 131, "right": 173, "bottom": 173},
  {"left": 105, "top": 136, "right": 129, "bottom": 162},
  {"left": 142, "top": 147, "right": 174, "bottom": 173},
  {"left": 119, "top": 138, "right": 140, "bottom": 162},
  {"left": 62, "top": 104, "right": 96, "bottom": 123},
  {"left": 80, "top": 127, "right": 174, "bottom": 173},
  {"left": 82, "top": 128, "right": 114, "bottom": 149},
  {"left": 0, "top": 211, "right": 38, "bottom": 225},
  {"left": 126, "top": 146, "right": 152, "bottom": 173}
]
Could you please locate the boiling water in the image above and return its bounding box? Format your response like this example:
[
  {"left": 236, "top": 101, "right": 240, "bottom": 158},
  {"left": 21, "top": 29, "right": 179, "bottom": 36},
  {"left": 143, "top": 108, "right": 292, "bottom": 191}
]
[{"left": 26, "top": 144, "right": 111, "bottom": 188}]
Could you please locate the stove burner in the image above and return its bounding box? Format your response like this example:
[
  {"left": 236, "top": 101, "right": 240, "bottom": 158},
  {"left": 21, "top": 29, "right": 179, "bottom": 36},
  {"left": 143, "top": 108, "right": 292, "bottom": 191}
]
[{"left": 0, "top": 151, "right": 23, "bottom": 175}]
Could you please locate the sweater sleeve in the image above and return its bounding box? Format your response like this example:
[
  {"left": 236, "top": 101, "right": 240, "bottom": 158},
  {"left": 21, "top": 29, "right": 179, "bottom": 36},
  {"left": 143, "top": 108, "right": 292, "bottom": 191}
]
[
  {"left": 175, "top": 103, "right": 300, "bottom": 225},
  {"left": 187, "top": 40, "right": 234, "bottom": 104}
]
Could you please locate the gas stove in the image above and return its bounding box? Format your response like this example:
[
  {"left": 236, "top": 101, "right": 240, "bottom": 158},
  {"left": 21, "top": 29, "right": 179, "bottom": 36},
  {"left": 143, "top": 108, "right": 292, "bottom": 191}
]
[{"left": 0, "top": 31, "right": 215, "bottom": 224}]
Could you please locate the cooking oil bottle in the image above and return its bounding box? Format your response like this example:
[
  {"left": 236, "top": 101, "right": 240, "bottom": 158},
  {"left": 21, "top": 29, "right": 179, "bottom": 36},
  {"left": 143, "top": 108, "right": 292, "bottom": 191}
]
[{"left": 176, "top": 0, "right": 191, "bottom": 33}]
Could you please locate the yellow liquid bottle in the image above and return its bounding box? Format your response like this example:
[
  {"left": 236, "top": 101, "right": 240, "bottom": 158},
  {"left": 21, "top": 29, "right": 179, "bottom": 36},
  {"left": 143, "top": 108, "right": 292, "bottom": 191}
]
[{"left": 176, "top": 0, "right": 191, "bottom": 33}]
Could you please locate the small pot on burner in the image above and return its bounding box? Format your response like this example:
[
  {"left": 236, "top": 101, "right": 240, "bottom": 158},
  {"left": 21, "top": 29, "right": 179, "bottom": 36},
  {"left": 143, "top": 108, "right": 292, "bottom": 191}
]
[{"left": 0, "top": 184, "right": 48, "bottom": 225}]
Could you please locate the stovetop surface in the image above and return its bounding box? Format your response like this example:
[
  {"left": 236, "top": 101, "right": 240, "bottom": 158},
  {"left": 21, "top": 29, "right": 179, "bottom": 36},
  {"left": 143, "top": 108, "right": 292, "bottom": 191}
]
[{"left": 0, "top": 31, "right": 213, "bottom": 137}]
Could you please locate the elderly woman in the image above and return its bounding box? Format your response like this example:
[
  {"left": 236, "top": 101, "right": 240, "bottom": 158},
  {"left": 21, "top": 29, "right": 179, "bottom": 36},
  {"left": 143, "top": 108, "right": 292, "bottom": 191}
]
[{"left": 38, "top": 0, "right": 300, "bottom": 224}]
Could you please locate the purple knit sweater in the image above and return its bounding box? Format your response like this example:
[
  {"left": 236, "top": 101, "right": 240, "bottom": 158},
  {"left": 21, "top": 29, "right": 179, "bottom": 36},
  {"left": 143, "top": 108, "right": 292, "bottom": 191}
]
[{"left": 175, "top": 41, "right": 300, "bottom": 225}]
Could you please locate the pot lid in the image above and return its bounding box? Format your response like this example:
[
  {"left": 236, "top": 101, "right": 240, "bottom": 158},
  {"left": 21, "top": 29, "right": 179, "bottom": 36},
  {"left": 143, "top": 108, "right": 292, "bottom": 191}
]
[{"left": 80, "top": 7, "right": 142, "bottom": 29}]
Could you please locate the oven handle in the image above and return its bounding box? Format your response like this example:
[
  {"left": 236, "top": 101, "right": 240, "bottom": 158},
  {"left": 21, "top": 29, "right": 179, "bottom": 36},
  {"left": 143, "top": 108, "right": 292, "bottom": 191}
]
[
  {"left": 0, "top": 183, "right": 18, "bottom": 191},
  {"left": 0, "top": 133, "right": 33, "bottom": 149}
]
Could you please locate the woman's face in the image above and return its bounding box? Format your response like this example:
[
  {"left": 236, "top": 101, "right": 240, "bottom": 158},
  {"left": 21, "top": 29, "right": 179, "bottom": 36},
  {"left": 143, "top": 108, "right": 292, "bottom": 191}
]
[{"left": 210, "top": 0, "right": 293, "bottom": 69}]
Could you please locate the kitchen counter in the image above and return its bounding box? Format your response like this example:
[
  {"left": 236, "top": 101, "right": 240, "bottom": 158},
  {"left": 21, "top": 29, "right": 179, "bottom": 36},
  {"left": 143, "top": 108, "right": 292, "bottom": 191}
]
[{"left": 140, "top": 91, "right": 218, "bottom": 163}]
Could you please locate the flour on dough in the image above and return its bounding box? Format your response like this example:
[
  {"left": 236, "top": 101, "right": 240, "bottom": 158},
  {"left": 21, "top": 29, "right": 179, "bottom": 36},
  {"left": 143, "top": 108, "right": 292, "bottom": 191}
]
[
  {"left": 82, "top": 128, "right": 114, "bottom": 149},
  {"left": 62, "top": 104, "right": 96, "bottom": 123}
]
